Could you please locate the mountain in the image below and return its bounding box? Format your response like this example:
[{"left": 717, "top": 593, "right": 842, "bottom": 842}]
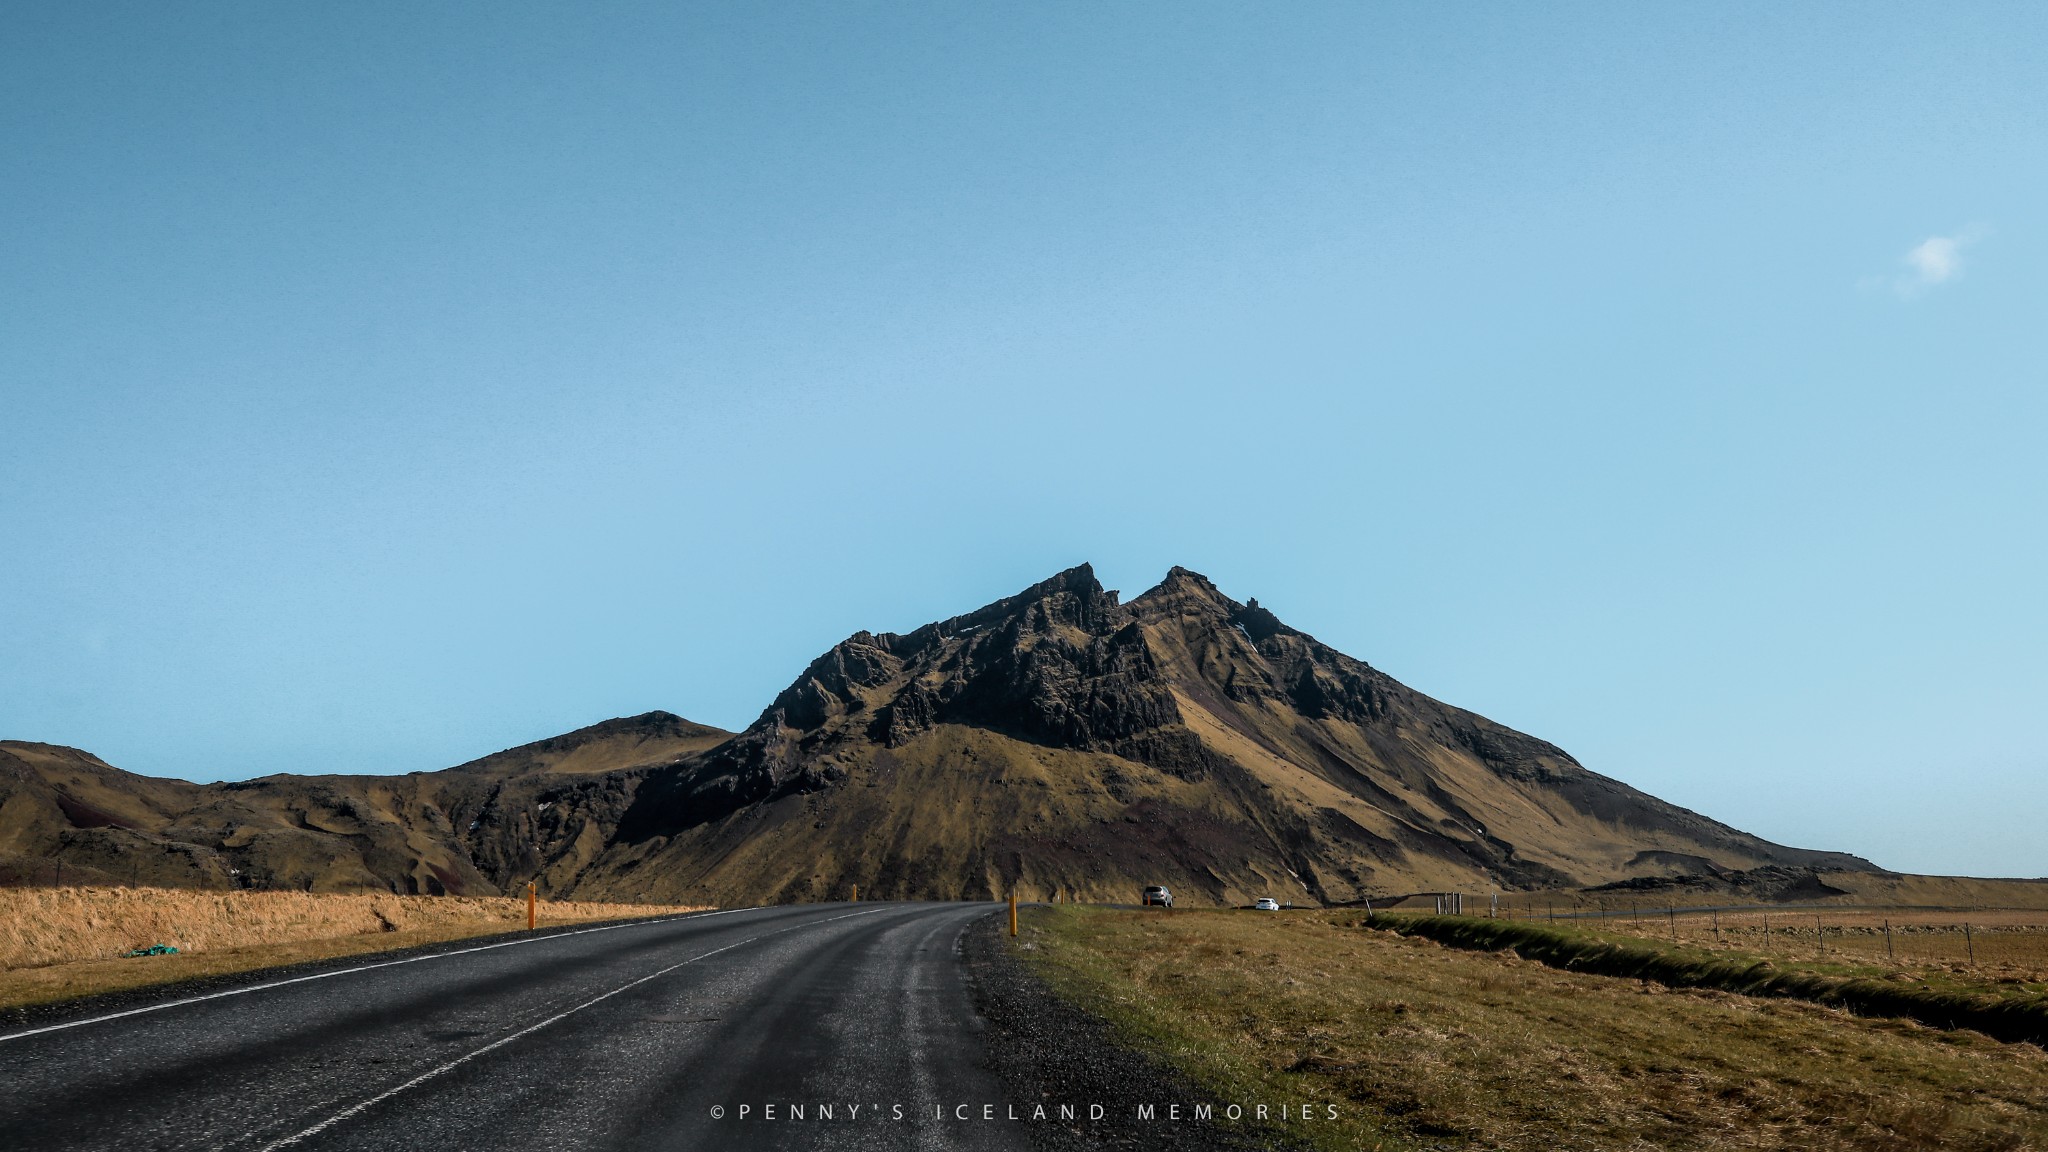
[
  {"left": 0, "top": 566, "right": 1874, "bottom": 903},
  {"left": 0, "top": 713, "right": 728, "bottom": 892},
  {"left": 558, "top": 565, "right": 1870, "bottom": 905}
]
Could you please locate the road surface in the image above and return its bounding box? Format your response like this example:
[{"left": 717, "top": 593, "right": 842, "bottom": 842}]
[{"left": 0, "top": 902, "right": 1036, "bottom": 1151}]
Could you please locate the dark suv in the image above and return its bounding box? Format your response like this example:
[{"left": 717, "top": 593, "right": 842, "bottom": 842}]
[{"left": 1141, "top": 885, "right": 1173, "bottom": 908}]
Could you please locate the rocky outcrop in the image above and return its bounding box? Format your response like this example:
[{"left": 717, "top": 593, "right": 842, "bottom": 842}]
[
  {"left": 0, "top": 563, "right": 1877, "bottom": 904},
  {"left": 575, "top": 564, "right": 1872, "bottom": 906}
]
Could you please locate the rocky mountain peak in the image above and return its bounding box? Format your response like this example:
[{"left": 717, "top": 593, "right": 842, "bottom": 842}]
[
  {"left": 645, "top": 566, "right": 1190, "bottom": 833},
  {"left": 607, "top": 564, "right": 1866, "bottom": 904},
  {"left": 754, "top": 564, "right": 1129, "bottom": 735},
  {"left": 765, "top": 564, "right": 1172, "bottom": 746},
  {"left": 1229, "top": 597, "right": 1297, "bottom": 644},
  {"left": 3, "top": 563, "right": 1884, "bottom": 904},
  {"left": 927, "top": 562, "right": 1122, "bottom": 641},
  {"left": 1131, "top": 565, "right": 1230, "bottom": 616}
]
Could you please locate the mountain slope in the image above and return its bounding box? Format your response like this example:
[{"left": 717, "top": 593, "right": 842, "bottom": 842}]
[
  {"left": 556, "top": 565, "right": 1869, "bottom": 905},
  {"left": 0, "top": 712, "right": 729, "bottom": 892},
  {"left": 0, "top": 566, "right": 1873, "bottom": 904}
]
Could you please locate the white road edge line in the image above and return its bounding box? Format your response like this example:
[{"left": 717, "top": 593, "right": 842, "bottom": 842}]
[
  {"left": 253, "top": 906, "right": 891, "bottom": 1152},
  {"left": 0, "top": 907, "right": 762, "bottom": 1046}
]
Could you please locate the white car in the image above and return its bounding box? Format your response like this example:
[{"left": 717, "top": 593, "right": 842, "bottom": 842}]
[{"left": 1254, "top": 897, "right": 1281, "bottom": 911}]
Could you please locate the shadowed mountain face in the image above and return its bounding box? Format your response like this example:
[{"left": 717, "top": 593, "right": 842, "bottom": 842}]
[
  {"left": 0, "top": 714, "right": 729, "bottom": 893},
  {"left": 579, "top": 565, "right": 1870, "bottom": 905},
  {"left": 0, "top": 566, "right": 1872, "bottom": 904}
]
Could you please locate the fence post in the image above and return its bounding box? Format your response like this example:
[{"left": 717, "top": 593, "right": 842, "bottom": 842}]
[
  {"left": 1668, "top": 905, "right": 1676, "bottom": 943},
  {"left": 1816, "top": 913, "right": 1824, "bottom": 957},
  {"left": 1885, "top": 918, "right": 1893, "bottom": 962},
  {"left": 1966, "top": 923, "right": 1975, "bottom": 966},
  {"left": 1712, "top": 909, "right": 1720, "bottom": 943}
]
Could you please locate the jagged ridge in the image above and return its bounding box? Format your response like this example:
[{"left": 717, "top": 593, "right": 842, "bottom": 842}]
[{"left": 1, "top": 565, "right": 1875, "bottom": 905}]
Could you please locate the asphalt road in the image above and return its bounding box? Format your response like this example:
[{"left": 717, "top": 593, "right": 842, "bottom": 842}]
[{"left": 0, "top": 902, "right": 1037, "bottom": 1152}]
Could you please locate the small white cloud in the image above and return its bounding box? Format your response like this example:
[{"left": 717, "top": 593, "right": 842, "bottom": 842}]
[
  {"left": 1905, "top": 236, "right": 1964, "bottom": 283},
  {"left": 1890, "top": 225, "right": 1989, "bottom": 298}
]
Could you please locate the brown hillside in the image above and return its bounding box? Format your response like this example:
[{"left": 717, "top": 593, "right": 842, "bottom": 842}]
[{"left": 0, "top": 712, "right": 729, "bottom": 894}]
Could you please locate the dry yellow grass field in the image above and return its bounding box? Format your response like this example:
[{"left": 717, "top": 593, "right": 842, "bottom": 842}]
[
  {"left": 1541, "top": 907, "right": 2048, "bottom": 985},
  {"left": 1488, "top": 874, "right": 2048, "bottom": 916},
  {"left": 0, "top": 886, "right": 708, "bottom": 1011},
  {"left": 1023, "top": 905, "right": 2048, "bottom": 1152}
]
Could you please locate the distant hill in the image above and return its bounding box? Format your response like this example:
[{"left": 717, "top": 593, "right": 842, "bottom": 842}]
[
  {"left": 0, "top": 714, "right": 727, "bottom": 893},
  {"left": 0, "top": 565, "right": 1874, "bottom": 904}
]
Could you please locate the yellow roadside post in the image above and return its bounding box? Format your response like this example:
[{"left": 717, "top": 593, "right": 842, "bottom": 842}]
[
  {"left": 851, "top": 883, "right": 858, "bottom": 903},
  {"left": 1009, "top": 890, "right": 1018, "bottom": 937},
  {"left": 527, "top": 881, "right": 537, "bottom": 931}
]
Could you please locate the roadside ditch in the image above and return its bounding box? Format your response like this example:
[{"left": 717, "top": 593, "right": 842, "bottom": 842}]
[{"left": 1363, "top": 912, "right": 2048, "bottom": 1047}]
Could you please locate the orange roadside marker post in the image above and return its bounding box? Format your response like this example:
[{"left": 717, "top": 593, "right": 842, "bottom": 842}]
[
  {"left": 1009, "top": 890, "right": 1018, "bottom": 937},
  {"left": 527, "top": 881, "right": 537, "bottom": 931},
  {"left": 851, "top": 883, "right": 859, "bottom": 903}
]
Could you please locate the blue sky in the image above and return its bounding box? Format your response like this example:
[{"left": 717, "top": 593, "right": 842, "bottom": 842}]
[{"left": 3, "top": 3, "right": 2042, "bottom": 877}]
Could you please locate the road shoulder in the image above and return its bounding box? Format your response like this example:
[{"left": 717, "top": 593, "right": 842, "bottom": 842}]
[{"left": 961, "top": 909, "right": 1305, "bottom": 1152}]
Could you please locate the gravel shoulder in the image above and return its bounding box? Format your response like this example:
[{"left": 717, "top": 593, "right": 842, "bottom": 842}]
[{"left": 961, "top": 911, "right": 1308, "bottom": 1152}]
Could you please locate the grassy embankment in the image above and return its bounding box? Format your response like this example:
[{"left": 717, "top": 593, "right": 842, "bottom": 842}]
[
  {"left": 0, "top": 886, "right": 708, "bottom": 1011},
  {"left": 1481, "top": 900, "right": 2048, "bottom": 977},
  {"left": 1370, "top": 913, "right": 2048, "bottom": 1046},
  {"left": 1019, "top": 905, "right": 2048, "bottom": 1152}
]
